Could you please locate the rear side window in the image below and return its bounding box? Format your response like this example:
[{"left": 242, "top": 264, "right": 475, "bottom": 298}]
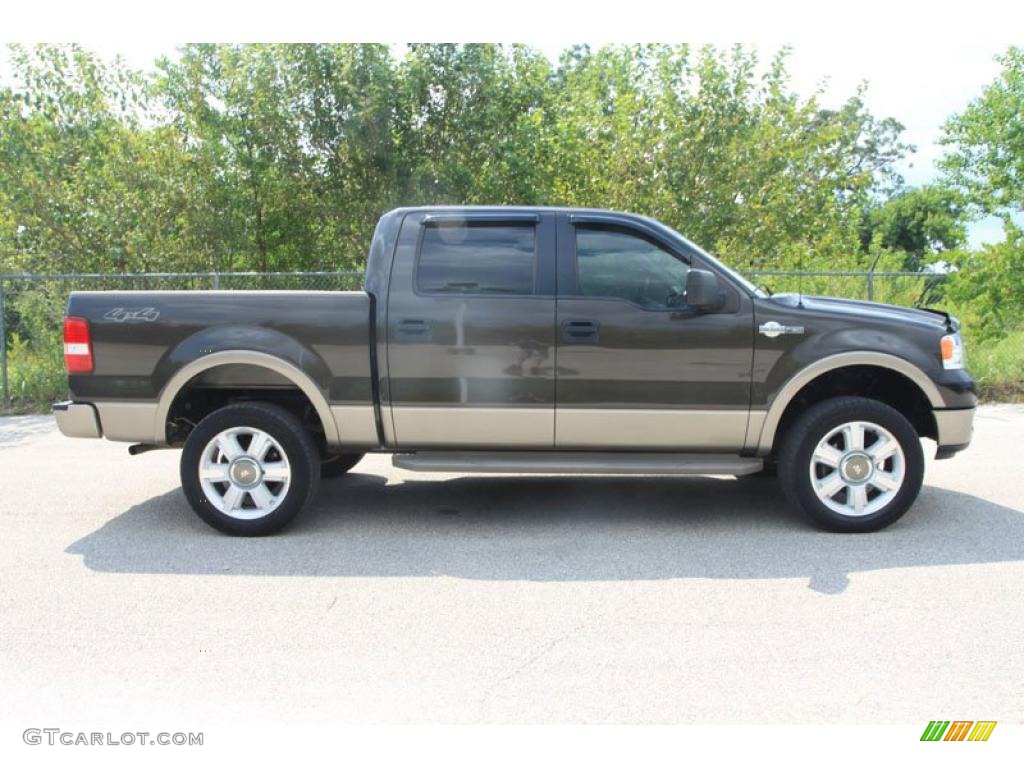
[{"left": 417, "top": 223, "right": 536, "bottom": 295}]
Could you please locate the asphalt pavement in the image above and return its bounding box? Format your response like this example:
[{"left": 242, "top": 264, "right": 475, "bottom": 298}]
[{"left": 1, "top": 406, "right": 1022, "bottom": 725}]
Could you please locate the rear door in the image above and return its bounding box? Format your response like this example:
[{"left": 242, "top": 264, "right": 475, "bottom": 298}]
[
  {"left": 554, "top": 213, "right": 754, "bottom": 450},
  {"left": 386, "top": 211, "right": 557, "bottom": 447}
]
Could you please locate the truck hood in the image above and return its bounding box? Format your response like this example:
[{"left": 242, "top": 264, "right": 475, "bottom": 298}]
[{"left": 768, "top": 293, "right": 956, "bottom": 332}]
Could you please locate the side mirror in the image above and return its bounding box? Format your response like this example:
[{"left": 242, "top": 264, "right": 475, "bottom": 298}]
[{"left": 686, "top": 269, "right": 723, "bottom": 311}]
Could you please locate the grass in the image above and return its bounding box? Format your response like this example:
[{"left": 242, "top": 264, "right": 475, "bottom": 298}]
[
  {"left": 964, "top": 329, "right": 1024, "bottom": 401},
  {"left": 2, "top": 329, "right": 1023, "bottom": 416},
  {"left": 0, "top": 336, "right": 67, "bottom": 415}
]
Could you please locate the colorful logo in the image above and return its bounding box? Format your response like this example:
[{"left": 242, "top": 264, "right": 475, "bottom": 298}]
[{"left": 920, "top": 721, "right": 997, "bottom": 741}]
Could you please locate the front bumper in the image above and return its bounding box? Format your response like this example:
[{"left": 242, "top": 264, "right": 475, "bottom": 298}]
[
  {"left": 53, "top": 401, "right": 102, "bottom": 439},
  {"left": 933, "top": 406, "right": 975, "bottom": 459}
]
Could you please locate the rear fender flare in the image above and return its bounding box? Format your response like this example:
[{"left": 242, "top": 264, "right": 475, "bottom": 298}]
[{"left": 154, "top": 350, "right": 339, "bottom": 445}]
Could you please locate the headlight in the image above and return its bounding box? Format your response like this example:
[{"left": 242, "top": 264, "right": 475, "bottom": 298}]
[{"left": 940, "top": 332, "right": 965, "bottom": 370}]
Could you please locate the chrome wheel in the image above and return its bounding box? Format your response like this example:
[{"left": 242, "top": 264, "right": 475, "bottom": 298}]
[
  {"left": 198, "top": 426, "right": 291, "bottom": 519},
  {"left": 809, "top": 420, "right": 905, "bottom": 517}
]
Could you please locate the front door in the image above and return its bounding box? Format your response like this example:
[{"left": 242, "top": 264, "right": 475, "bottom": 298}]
[
  {"left": 554, "top": 214, "right": 754, "bottom": 450},
  {"left": 386, "top": 211, "right": 557, "bottom": 447}
]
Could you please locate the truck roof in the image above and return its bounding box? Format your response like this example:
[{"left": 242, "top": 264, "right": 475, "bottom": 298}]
[{"left": 386, "top": 205, "right": 653, "bottom": 219}]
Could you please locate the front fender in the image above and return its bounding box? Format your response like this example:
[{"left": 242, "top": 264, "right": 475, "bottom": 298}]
[
  {"left": 756, "top": 325, "right": 946, "bottom": 410},
  {"left": 752, "top": 349, "right": 946, "bottom": 451}
]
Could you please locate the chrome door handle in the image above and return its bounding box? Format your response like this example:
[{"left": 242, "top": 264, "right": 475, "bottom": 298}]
[
  {"left": 395, "top": 318, "right": 432, "bottom": 341},
  {"left": 561, "top": 319, "right": 600, "bottom": 344}
]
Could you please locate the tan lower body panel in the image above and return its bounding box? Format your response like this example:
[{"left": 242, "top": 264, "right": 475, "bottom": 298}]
[
  {"left": 556, "top": 408, "right": 750, "bottom": 450},
  {"left": 53, "top": 402, "right": 102, "bottom": 439},
  {"left": 93, "top": 401, "right": 160, "bottom": 443},
  {"left": 93, "top": 400, "right": 378, "bottom": 448},
  {"left": 390, "top": 406, "right": 554, "bottom": 448},
  {"left": 934, "top": 407, "right": 975, "bottom": 447},
  {"left": 329, "top": 405, "right": 380, "bottom": 448},
  {"left": 744, "top": 410, "right": 769, "bottom": 453}
]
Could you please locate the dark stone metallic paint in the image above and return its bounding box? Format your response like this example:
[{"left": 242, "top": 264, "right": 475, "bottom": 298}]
[{"left": 65, "top": 206, "right": 977, "bottom": 452}]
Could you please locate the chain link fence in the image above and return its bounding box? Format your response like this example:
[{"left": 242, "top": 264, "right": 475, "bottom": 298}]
[
  {"left": 0, "top": 268, "right": 947, "bottom": 407},
  {"left": 745, "top": 270, "right": 948, "bottom": 306}
]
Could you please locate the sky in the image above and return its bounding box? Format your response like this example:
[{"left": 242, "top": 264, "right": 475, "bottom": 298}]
[{"left": 2, "top": 0, "right": 1020, "bottom": 248}]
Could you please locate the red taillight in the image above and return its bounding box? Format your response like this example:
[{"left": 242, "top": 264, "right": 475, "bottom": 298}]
[{"left": 63, "top": 316, "right": 93, "bottom": 374}]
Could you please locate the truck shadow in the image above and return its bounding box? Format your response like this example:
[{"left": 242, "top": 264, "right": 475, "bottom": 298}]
[{"left": 66, "top": 473, "right": 1024, "bottom": 594}]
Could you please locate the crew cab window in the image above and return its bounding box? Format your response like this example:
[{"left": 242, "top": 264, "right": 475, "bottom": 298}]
[
  {"left": 417, "top": 222, "right": 536, "bottom": 295},
  {"left": 575, "top": 226, "right": 690, "bottom": 309}
]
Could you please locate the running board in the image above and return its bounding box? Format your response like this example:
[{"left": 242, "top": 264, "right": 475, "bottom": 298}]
[{"left": 392, "top": 451, "right": 763, "bottom": 476}]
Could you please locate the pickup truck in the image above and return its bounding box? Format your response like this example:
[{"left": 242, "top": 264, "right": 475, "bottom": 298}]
[{"left": 53, "top": 207, "right": 977, "bottom": 535}]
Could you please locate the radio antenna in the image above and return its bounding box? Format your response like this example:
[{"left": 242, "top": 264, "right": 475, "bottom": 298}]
[{"left": 797, "top": 248, "right": 804, "bottom": 307}]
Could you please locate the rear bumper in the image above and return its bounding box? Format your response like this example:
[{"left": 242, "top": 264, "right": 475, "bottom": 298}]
[
  {"left": 933, "top": 406, "right": 975, "bottom": 459},
  {"left": 53, "top": 401, "right": 102, "bottom": 439}
]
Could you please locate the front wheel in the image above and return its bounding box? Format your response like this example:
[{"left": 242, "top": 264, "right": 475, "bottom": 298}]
[
  {"left": 778, "top": 397, "right": 924, "bottom": 532},
  {"left": 180, "top": 402, "right": 320, "bottom": 536}
]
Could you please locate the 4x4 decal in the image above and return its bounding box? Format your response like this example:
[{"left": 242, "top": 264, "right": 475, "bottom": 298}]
[{"left": 103, "top": 307, "right": 160, "bottom": 323}]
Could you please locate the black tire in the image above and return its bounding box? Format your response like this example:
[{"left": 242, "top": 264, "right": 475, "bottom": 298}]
[
  {"left": 778, "top": 396, "right": 924, "bottom": 532},
  {"left": 321, "top": 452, "right": 365, "bottom": 479},
  {"left": 180, "top": 402, "right": 320, "bottom": 536}
]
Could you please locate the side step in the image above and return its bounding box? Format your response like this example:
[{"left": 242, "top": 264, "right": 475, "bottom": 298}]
[{"left": 392, "top": 451, "right": 763, "bottom": 476}]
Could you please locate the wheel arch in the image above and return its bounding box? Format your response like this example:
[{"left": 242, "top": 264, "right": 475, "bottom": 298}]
[
  {"left": 754, "top": 352, "right": 943, "bottom": 454},
  {"left": 154, "top": 351, "right": 339, "bottom": 446}
]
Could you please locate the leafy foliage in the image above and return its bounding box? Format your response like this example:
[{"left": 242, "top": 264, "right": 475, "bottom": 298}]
[
  {"left": 0, "top": 43, "right": 910, "bottom": 275},
  {"left": 942, "top": 225, "right": 1024, "bottom": 339},
  {"left": 2, "top": 43, "right": 1023, "bottom": 408},
  {"left": 940, "top": 46, "right": 1024, "bottom": 219},
  {"left": 858, "top": 185, "right": 967, "bottom": 271},
  {"left": 937, "top": 48, "right": 1024, "bottom": 343}
]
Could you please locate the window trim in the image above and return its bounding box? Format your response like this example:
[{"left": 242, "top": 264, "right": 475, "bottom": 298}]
[
  {"left": 414, "top": 219, "right": 540, "bottom": 298},
  {"left": 571, "top": 222, "right": 695, "bottom": 312},
  {"left": 423, "top": 212, "right": 541, "bottom": 225},
  {"left": 569, "top": 213, "right": 695, "bottom": 260}
]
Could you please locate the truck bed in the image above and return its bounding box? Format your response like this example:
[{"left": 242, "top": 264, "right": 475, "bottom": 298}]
[{"left": 64, "top": 290, "right": 377, "bottom": 446}]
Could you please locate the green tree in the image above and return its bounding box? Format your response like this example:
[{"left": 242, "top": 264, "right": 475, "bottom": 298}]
[
  {"left": 159, "top": 44, "right": 411, "bottom": 270},
  {"left": 1, "top": 42, "right": 914, "bottom": 276},
  {"left": 284, "top": 44, "right": 402, "bottom": 263},
  {"left": 858, "top": 185, "right": 967, "bottom": 271},
  {"left": 542, "top": 45, "right": 909, "bottom": 271},
  {"left": 943, "top": 225, "right": 1024, "bottom": 337},
  {"left": 394, "top": 43, "right": 554, "bottom": 205},
  {"left": 938, "top": 46, "right": 1024, "bottom": 340},
  {"left": 940, "top": 46, "right": 1024, "bottom": 220},
  {"left": 159, "top": 44, "right": 320, "bottom": 272},
  {"left": 0, "top": 45, "right": 204, "bottom": 273}
]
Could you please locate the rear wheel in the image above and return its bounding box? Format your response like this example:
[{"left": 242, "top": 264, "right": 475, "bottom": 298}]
[
  {"left": 778, "top": 396, "right": 924, "bottom": 532},
  {"left": 180, "top": 402, "right": 320, "bottom": 536}
]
